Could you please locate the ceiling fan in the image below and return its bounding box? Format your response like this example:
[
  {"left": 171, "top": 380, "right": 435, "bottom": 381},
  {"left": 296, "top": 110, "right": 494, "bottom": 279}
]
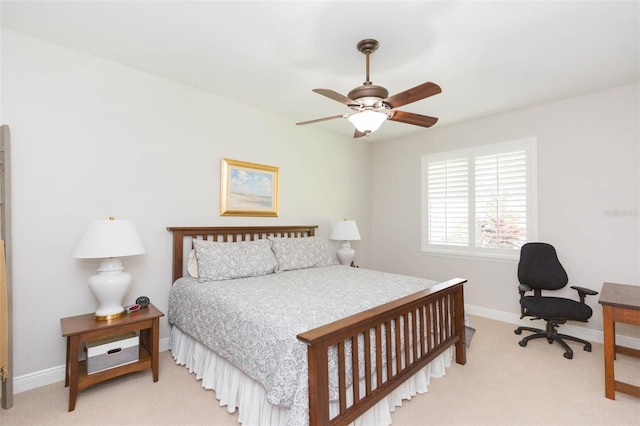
[{"left": 296, "top": 39, "right": 441, "bottom": 138}]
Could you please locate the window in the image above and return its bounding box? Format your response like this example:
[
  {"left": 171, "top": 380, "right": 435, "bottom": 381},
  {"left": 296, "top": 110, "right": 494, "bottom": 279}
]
[{"left": 421, "top": 138, "right": 537, "bottom": 260}]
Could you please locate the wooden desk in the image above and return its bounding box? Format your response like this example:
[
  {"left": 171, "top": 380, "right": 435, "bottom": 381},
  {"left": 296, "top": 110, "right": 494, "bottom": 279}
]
[
  {"left": 598, "top": 282, "right": 640, "bottom": 400},
  {"left": 61, "top": 304, "right": 164, "bottom": 411}
]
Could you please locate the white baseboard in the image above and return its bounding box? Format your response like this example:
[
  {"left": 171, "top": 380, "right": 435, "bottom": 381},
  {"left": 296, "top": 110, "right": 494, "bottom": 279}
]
[
  {"left": 465, "top": 304, "right": 640, "bottom": 350},
  {"left": 13, "top": 337, "right": 171, "bottom": 394},
  {"left": 13, "top": 308, "right": 640, "bottom": 394}
]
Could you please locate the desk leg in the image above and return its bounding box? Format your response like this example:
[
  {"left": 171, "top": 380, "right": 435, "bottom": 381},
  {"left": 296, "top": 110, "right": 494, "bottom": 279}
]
[
  {"left": 603, "top": 305, "right": 615, "bottom": 400},
  {"left": 151, "top": 318, "right": 159, "bottom": 382},
  {"left": 67, "top": 335, "right": 80, "bottom": 411}
]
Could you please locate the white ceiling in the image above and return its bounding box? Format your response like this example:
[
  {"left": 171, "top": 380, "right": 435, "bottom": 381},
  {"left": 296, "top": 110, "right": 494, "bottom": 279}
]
[{"left": 2, "top": 1, "right": 639, "bottom": 141}]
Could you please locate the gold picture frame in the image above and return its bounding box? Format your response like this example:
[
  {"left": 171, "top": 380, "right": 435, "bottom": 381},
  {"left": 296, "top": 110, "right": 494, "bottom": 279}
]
[{"left": 220, "top": 158, "right": 279, "bottom": 217}]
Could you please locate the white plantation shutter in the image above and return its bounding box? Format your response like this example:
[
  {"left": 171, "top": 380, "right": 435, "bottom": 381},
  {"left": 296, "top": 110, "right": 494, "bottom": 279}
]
[
  {"left": 422, "top": 138, "right": 537, "bottom": 259},
  {"left": 475, "top": 151, "right": 527, "bottom": 249},
  {"left": 426, "top": 158, "right": 468, "bottom": 246}
]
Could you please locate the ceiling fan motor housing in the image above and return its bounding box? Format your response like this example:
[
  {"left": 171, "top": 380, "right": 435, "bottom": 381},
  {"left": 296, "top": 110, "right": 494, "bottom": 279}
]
[{"left": 348, "top": 84, "right": 389, "bottom": 108}]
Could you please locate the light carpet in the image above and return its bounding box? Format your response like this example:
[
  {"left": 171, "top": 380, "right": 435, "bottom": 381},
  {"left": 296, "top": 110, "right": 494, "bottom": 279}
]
[{"left": 1, "top": 315, "right": 638, "bottom": 425}]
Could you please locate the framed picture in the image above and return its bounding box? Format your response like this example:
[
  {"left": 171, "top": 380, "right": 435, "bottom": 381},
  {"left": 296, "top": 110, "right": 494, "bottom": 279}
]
[{"left": 220, "top": 158, "right": 279, "bottom": 217}]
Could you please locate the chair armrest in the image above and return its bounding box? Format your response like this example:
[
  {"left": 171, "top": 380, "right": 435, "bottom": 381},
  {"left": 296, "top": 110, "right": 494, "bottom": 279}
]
[
  {"left": 518, "top": 283, "right": 533, "bottom": 319},
  {"left": 519, "top": 283, "right": 532, "bottom": 293},
  {"left": 570, "top": 285, "right": 599, "bottom": 303}
]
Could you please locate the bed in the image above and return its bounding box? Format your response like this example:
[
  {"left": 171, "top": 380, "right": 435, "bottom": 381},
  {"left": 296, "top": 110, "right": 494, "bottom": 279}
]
[{"left": 167, "top": 225, "right": 466, "bottom": 426}]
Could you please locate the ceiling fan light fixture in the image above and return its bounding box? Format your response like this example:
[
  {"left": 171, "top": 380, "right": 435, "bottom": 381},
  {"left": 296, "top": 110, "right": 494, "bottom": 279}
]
[{"left": 348, "top": 110, "right": 387, "bottom": 134}]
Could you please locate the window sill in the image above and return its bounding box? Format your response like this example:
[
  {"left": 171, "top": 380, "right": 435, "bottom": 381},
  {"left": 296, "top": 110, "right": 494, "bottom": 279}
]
[{"left": 421, "top": 249, "right": 519, "bottom": 264}]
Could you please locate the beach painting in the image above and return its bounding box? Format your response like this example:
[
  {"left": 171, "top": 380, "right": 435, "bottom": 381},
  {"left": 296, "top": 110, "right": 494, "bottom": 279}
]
[{"left": 220, "top": 158, "right": 279, "bottom": 216}]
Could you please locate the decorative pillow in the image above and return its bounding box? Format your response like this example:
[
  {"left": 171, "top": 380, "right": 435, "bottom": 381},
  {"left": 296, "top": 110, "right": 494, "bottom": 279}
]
[
  {"left": 187, "top": 249, "right": 198, "bottom": 278},
  {"left": 268, "top": 236, "right": 337, "bottom": 272},
  {"left": 192, "top": 239, "right": 277, "bottom": 282}
]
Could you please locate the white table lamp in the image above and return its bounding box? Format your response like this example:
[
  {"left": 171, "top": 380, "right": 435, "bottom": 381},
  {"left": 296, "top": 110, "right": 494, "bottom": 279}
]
[
  {"left": 73, "top": 217, "right": 145, "bottom": 320},
  {"left": 329, "top": 219, "right": 361, "bottom": 266}
]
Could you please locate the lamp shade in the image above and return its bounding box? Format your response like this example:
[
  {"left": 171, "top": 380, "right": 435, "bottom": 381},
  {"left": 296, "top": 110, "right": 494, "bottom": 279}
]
[
  {"left": 329, "top": 220, "right": 361, "bottom": 241},
  {"left": 348, "top": 110, "right": 387, "bottom": 133},
  {"left": 73, "top": 218, "right": 145, "bottom": 259}
]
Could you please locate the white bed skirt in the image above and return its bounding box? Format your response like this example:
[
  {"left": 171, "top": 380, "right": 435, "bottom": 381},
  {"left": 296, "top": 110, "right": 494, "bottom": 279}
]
[{"left": 170, "top": 325, "right": 453, "bottom": 426}]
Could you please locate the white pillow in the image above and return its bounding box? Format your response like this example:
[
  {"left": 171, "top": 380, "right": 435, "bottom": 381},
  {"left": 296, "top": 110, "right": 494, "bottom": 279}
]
[
  {"left": 192, "top": 239, "right": 278, "bottom": 282},
  {"left": 187, "top": 249, "right": 198, "bottom": 278},
  {"left": 268, "top": 236, "right": 336, "bottom": 272}
]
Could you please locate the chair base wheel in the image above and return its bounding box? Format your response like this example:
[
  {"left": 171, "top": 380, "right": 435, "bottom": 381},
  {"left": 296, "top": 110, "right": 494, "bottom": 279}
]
[{"left": 515, "top": 322, "right": 592, "bottom": 359}]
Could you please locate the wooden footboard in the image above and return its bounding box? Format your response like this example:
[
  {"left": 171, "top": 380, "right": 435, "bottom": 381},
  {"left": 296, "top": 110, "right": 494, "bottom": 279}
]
[{"left": 297, "top": 277, "right": 467, "bottom": 426}]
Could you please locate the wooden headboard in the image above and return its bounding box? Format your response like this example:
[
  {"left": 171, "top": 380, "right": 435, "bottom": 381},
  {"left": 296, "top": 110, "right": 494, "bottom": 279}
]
[{"left": 166, "top": 225, "right": 318, "bottom": 283}]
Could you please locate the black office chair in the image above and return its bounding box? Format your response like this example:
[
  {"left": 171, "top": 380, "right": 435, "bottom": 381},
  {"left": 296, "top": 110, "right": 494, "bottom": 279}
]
[{"left": 514, "top": 242, "right": 599, "bottom": 359}]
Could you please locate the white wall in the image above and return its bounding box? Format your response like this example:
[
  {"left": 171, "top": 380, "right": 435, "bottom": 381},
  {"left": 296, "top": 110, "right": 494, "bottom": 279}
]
[
  {"left": 1, "top": 29, "right": 372, "bottom": 379},
  {"left": 370, "top": 84, "right": 640, "bottom": 338}
]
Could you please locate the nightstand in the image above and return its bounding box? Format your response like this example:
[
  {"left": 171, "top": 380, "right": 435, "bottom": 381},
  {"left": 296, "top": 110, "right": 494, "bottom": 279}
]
[{"left": 60, "top": 304, "right": 164, "bottom": 411}]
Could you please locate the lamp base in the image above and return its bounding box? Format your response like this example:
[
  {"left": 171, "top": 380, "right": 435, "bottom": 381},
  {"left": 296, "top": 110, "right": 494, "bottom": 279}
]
[
  {"left": 88, "top": 258, "right": 132, "bottom": 321},
  {"left": 95, "top": 311, "right": 125, "bottom": 321},
  {"left": 336, "top": 241, "right": 355, "bottom": 266}
]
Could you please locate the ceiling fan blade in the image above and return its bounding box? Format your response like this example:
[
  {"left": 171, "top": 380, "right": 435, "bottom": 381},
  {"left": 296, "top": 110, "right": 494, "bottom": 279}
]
[
  {"left": 384, "top": 82, "right": 441, "bottom": 109},
  {"left": 296, "top": 114, "right": 346, "bottom": 126},
  {"left": 389, "top": 110, "right": 439, "bottom": 128},
  {"left": 354, "top": 129, "right": 368, "bottom": 138},
  {"left": 313, "top": 89, "right": 360, "bottom": 107}
]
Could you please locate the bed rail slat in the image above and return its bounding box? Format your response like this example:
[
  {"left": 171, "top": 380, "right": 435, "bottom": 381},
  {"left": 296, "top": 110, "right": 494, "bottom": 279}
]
[
  {"left": 394, "top": 316, "right": 402, "bottom": 375},
  {"left": 337, "top": 340, "right": 346, "bottom": 413},
  {"left": 375, "top": 325, "right": 383, "bottom": 391},
  {"left": 403, "top": 312, "right": 410, "bottom": 369},
  {"left": 363, "top": 329, "right": 372, "bottom": 396},
  {"left": 411, "top": 308, "right": 418, "bottom": 363},
  {"left": 385, "top": 320, "right": 392, "bottom": 383},
  {"left": 351, "top": 335, "right": 360, "bottom": 407},
  {"left": 427, "top": 302, "right": 434, "bottom": 352}
]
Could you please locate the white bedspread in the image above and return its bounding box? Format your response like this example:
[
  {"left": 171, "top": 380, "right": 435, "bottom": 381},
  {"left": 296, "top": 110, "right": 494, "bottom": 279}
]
[{"left": 168, "top": 265, "right": 441, "bottom": 425}]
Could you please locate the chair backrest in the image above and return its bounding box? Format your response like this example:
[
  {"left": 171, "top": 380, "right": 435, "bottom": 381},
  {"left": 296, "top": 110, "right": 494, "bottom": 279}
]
[{"left": 518, "top": 242, "right": 568, "bottom": 291}]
